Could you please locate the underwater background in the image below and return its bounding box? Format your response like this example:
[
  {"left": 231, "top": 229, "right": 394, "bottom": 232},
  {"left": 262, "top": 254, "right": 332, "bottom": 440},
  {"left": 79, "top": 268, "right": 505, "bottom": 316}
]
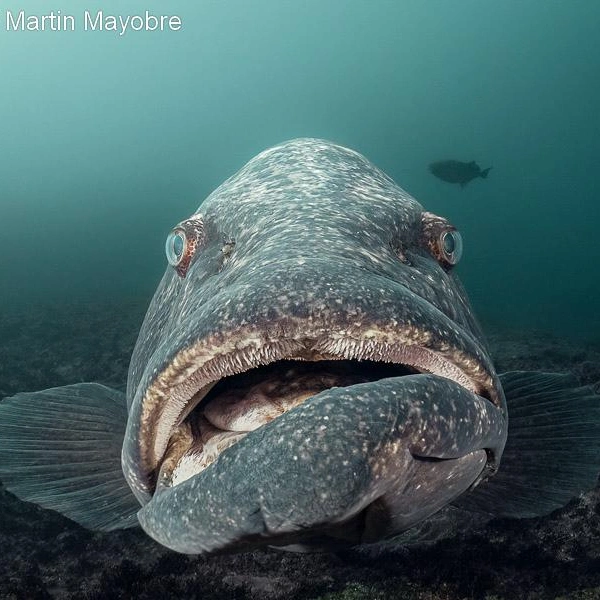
[
  {"left": 1, "top": 1, "right": 600, "bottom": 599},
  {"left": 1, "top": 0, "right": 599, "bottom": 339}
]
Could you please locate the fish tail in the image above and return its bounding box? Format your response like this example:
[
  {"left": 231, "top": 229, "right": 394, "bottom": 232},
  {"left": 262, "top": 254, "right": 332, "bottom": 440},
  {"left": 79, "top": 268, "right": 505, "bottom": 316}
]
[
  {"left": 0, "top": 383, "right": 140, "bottom": 530},
  {"left": 480, "top": 166, "right": 492, "bottom": 178}
]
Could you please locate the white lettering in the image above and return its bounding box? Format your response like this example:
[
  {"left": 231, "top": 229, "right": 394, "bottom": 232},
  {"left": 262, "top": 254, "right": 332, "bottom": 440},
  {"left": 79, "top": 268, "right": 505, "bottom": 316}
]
[
  {"left": 146, "top": 14, "right": 159, "bottom": 31},
  {"left": 130, "top": 16, "right": 143, "bottom": 31},
  {"left": 104, "top": 15, "right": 118, "bottom": 32},
  {"left": 7, "top": 10, "right": 183, "bottom": 34},
  {"left": 5, "top": 10, "right": 76, "bottom": 31},
  {"left": 63, "top": 15, "right": 75, "bottom": 31},
  {"left": 25, "top": 15, "right": 39, "bottom": 31},
  {"left": 6, "top": 10, "right": 25, "bottom": 31},
  {"left": 84, "top": 10, "right": 102, "bottom": 31},
  {"left": 117, "top": 15, "right": 128, "bottom": 36},
  {"left": 83, "top": 11, "right": 183, "bottom": 35},
  {"left": 169, "top": 16, "right": 182, "bottom": 31}
]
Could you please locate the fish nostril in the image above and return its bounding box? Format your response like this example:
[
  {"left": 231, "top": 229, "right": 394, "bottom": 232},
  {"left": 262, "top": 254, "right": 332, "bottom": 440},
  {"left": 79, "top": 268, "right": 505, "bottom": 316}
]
[
  {"left": 219, "top": 237, "right": 236, "bottom": 271},
  {"left": 389, "top": 239, "right": 411, "bottom": 265}
]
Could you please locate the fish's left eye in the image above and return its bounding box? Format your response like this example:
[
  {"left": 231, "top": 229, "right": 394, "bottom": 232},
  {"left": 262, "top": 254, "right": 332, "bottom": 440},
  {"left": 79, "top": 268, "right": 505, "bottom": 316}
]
[
  {"left": 165, "top": 214, "right": 206, "bottom": 278},
  {"left": 438, "top": 229, "right": 463, "bottom": 266},
  {"left": 421, "top": 211, "right": 463, "bottom": 270}
]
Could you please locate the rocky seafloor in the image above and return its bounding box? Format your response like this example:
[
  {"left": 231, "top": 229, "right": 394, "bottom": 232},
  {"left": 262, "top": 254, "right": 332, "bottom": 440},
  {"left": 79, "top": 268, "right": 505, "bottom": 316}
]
[{"left": 1, "top": 299, "right": 599, "bottom": 600}]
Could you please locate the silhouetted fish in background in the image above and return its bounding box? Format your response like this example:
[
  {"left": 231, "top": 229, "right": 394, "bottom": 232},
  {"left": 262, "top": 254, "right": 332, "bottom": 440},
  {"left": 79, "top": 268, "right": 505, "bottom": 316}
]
[{"left": 429, "top": 159, "right": 492, "bottom": 187}]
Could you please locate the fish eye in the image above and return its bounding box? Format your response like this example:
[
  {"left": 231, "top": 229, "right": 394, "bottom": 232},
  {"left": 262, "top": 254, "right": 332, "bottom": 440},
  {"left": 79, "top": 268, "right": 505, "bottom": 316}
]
[
  {"left": 165, "top": 230, "right": 187, "bottom": 267},
  {"left": 420, "top": 212, "right": 463, "bottom": 270},
  {"left": 164, "top": 214, "right": 206, "bottom": 278},
  {"left": 439, "top": 230, "right": 463, "bottom": 266}
]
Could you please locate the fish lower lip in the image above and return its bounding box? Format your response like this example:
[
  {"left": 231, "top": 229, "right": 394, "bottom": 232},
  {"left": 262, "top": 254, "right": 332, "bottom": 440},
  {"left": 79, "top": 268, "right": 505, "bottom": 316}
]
[{"left": 139, "top": 373, "right": 505, "bottom": 554}]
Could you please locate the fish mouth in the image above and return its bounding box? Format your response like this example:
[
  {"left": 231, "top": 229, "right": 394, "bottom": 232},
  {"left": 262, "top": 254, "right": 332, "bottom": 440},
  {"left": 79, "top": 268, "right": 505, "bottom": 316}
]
[{"left": 130, "top": 325, "right": 502, "bottom": 500}]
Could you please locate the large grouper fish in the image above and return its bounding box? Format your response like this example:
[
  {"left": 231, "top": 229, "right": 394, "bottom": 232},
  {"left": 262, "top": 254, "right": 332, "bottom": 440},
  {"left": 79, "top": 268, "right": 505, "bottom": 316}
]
[{"left": 0, "top": 139, "right": 599, "bottom": 555}]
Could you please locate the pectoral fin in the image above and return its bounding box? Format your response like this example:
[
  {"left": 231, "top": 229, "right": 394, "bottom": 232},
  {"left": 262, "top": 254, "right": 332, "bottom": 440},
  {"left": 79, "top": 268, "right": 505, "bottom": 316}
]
[
  {"left": 0, "top": 383, "right": 139, "bottom": 530},
  {"left": 456, "top": 371, "right": 600, "bottom": 518}
]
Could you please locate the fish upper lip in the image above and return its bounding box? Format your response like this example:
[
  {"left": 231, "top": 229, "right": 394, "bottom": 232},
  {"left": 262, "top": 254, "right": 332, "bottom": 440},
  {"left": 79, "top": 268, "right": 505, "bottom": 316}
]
[{"left": 127, "top": 321, "right": 502, "bottom": 499}]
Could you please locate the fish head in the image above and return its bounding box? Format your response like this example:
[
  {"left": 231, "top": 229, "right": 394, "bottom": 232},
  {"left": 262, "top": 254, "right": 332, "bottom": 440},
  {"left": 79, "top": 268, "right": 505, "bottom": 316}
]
[{"left": 122, "top": 139, "right": 507, "bottom": 553}]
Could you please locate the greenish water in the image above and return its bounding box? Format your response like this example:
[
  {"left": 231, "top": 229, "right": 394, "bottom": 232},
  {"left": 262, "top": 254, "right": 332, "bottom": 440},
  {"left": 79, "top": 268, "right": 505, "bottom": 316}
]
[{"left": 0, "top": 0, "right": 598, "bottom": 339}]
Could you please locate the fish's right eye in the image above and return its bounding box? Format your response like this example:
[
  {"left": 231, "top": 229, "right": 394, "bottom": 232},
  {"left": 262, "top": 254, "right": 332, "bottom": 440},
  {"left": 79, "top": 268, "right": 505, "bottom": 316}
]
[
  {"left": 166, "top": 230, "right": 186, "bottom": 266},
  {"left": 165, "top": 214, "right": 205, "bottom": 278}
]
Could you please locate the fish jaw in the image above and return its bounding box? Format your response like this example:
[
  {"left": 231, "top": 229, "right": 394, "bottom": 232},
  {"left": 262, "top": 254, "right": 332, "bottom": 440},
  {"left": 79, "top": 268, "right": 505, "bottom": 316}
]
[{"left": 135, "top": 373, "right": 505, "bottom": 554}]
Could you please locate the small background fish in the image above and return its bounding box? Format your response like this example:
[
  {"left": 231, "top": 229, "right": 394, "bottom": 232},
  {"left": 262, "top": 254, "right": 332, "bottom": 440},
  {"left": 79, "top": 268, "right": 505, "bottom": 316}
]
[{"left": 429, "top": 159, "right": 492, "bottom": 187}]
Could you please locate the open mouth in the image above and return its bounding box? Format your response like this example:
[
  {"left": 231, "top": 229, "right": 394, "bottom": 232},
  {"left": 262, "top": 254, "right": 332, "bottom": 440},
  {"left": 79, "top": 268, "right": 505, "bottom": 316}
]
[
  {"left": 136, "top": 331, "right": 499, "bottom": 498},
  {"left": 156, "top": 359, "right": 419, "bottom": 491}
]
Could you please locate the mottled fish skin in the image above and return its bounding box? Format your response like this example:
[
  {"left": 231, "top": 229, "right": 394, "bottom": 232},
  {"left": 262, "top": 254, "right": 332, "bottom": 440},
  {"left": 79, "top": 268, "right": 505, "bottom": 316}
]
[{"left": 120, "top": 138, "right": 506, "bottom": 551}]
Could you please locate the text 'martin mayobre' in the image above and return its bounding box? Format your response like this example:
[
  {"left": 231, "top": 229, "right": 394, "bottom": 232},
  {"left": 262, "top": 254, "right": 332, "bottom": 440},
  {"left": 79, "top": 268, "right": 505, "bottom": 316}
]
[{"left": 3, "top": 9, "right": 183, "bottom": 36}]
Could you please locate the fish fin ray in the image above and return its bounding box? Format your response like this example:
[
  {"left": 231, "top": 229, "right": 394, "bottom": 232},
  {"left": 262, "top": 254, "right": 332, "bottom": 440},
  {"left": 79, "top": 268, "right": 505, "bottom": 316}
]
[
  {"left": 454, "top": 371, "right": 600, "bottom": 518},
  {"left": 0, "top": 383, "right": 139, "bottom": 531}
]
